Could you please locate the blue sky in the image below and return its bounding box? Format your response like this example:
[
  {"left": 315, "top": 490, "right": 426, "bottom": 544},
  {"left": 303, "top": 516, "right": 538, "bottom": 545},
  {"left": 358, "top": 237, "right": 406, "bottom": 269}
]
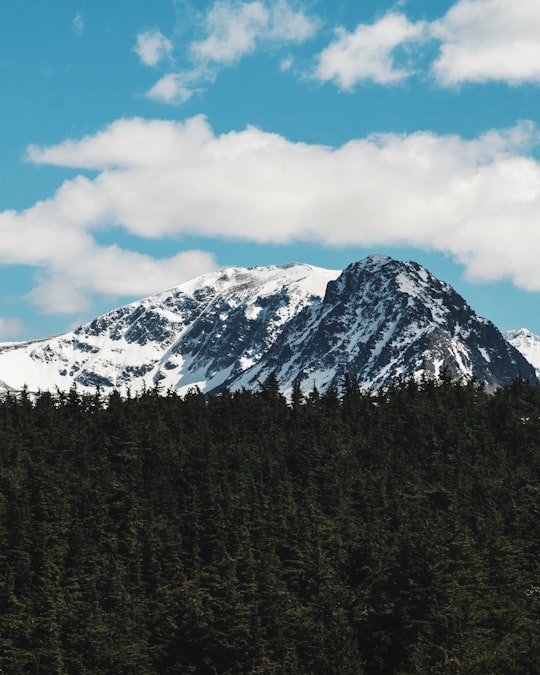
[{"left": 1, "top": 0, "right": 540, "bottom": 339}]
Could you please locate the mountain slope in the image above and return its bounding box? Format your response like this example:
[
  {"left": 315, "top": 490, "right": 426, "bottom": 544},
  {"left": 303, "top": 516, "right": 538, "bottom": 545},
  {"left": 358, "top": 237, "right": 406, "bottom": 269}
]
[
  {"left": 0, "top": 256, "right": 535, "bottom": 395},
  {"left": 505, "top": 328, "right": 540, "bottom": 379},
  {"left": 225, "top": 256, "right": 537, "bottom": 392},
  {"left": 0, "top": 263, "right": 338, "bottom": 395}
]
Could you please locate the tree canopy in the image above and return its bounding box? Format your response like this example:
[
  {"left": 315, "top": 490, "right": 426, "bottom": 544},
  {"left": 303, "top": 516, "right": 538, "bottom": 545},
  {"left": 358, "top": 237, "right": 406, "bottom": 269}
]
[{"left": 0, "top": 376, "right": 539, "bottom": 673}]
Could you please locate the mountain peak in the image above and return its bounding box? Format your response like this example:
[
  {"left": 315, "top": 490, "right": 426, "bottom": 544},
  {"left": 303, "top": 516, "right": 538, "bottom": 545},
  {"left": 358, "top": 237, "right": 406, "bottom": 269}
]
[
  {"left": 0, "top": 256, "right": 536, "bottom": 396},
  {"left": 505, "top": 328, "right": 540, "bottom": 379}
]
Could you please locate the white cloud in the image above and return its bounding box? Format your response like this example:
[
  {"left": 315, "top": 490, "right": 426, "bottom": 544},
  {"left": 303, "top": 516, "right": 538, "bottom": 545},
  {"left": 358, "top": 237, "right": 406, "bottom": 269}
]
[
  {"left": 136, "top": 2, "right": 540, "bottom": 101},
  {"left": 191, "top": 1, "right": 269, "bottom": 64},
  {"left": 312, "top": 2, "right": 540, "bottom": 89},
  {"left": 19, "top": 116, "right": 540, "bottom": 297},
  {"left": 72, "top": 13, "right": 84, "bottom": 37},
  {"left": 0, "top": 198, "right": 217, "bottom": 314},
  {"left": 133, "top": 29, "right": 173, "bottom": 66},
  {"left": 190, "top": 0, "right": 317, "bottom": 64},
  {"left": 280, "top": 56, "right": 293, "bottom": 71},
  {"left": 268, "top": 0, "right": 318, "bottom": 42},
  {"left": 143, "top": 1, "right": 318, "bottom": 103},
  {"left": 0, "top": 123, "right": 219, "bottom": 314},
  {"left": 315, "top": 13, "right": 426, "bottom": 88},
  {"left": 26, "top": 248, "right": 216, "bottom": 315},
  {"left": 146, "top": 73, "right": 195, "bottom": 104},
  {"left": 0, "top": 318, "right": 25, "bottom": 340},
  {"left": 432, "top": 0, "right": 540, "bottom": 85}
]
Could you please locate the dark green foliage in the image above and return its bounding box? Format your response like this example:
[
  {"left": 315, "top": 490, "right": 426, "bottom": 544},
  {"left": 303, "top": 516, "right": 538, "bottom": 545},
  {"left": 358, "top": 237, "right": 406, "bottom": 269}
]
[{"left": 0, "top": 377, "right": 539, "bottom": 673}]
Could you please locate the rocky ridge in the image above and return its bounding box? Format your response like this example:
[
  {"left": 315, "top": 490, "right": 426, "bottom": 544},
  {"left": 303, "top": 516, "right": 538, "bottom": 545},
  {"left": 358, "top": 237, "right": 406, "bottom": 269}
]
[{"left": 0, "top": 255, "right": 536, "bottom": 396}]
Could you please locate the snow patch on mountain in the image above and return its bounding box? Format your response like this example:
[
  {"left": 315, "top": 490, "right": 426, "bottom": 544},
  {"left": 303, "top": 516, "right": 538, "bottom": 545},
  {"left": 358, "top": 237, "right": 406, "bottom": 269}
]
[
  {"left": 505, "top": 328, "right": 540, "bottom": 379},
  {"left": 0, "top": 256, "right": 535, "bottom": 396},
  {"left": 0, "top": 263, "right": 339, "bottom": 396}
]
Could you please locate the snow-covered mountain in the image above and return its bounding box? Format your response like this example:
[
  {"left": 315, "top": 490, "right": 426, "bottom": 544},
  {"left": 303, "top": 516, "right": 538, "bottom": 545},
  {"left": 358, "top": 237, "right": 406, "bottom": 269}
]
[
  {"left": 0, "top": 255, "right": 536, "bottom": 396},
  {"left": 505, "top": 328, "right": 540, "bottom": 379}
]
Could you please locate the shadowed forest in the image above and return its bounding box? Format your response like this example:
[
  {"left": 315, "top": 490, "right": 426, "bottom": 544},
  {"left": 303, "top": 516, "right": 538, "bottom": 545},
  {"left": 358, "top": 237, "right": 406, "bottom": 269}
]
[{"left": 0, "top": 375, "right": 539, "bottom": 673}]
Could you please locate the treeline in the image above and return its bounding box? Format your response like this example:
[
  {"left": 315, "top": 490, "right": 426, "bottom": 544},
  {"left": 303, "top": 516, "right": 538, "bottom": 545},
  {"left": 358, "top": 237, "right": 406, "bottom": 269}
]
[{"left": 0, "top": 375, "right": 539, "bottom": 673}]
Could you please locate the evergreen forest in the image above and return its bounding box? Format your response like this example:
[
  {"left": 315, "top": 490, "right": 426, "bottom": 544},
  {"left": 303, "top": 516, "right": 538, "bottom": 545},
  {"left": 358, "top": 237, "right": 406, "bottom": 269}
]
[{"left": 0, "top": 375, "right": 539, "bottom": 673}]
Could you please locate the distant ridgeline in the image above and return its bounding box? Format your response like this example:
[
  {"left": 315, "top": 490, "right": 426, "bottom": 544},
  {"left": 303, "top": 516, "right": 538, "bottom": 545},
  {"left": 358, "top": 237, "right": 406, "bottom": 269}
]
[
  {"left": 0, "top": 255, "right": 536, "bottom": 397},
  {"left": 1, "top": 374, "right": 539, "bottom": 673}
]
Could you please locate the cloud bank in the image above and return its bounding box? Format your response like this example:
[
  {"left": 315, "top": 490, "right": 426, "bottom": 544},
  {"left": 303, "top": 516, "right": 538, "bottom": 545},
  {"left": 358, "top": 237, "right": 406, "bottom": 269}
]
[{"left": 6, "top": 115, "right": 539, "bottom": 316}]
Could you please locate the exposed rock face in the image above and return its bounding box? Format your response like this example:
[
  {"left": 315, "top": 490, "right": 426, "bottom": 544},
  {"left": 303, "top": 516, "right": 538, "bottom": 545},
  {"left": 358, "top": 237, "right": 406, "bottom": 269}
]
[
  {"left": 232, "top": 256, "right": 537, "bottom": 392},
  {"left": 0, "top": 256, "right": 536, "bottom": 396}
]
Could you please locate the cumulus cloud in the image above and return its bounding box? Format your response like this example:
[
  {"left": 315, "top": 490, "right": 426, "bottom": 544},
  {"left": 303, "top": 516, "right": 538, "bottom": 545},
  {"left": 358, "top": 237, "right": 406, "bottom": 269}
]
[
  {"left": 1, "top": 126, "right": 218, "bottom": 315},
  {"left": 133, "top": 29, "right": 173, "bottom": 66},
  {"left": 137, "top": 2, "right": 540, "bottom": 100},
  {"left": 268, "top": 0, "right": 317, "bottom": 42},
  {"left": 315, "top": 13, "right": 426, "bottom": 88},
  {"left": 26, "top": 247, "right": 216, "bottom": 315},
  {"left": 144, "top": 0, "right": 318, "bottom": 103},
  {"left": 190, "top": 0, "right": 269, "bottom": 64},
  {"left": 19, "top": 116, "right": 540, "bottom": 296},
  {"left": 432, "top": 0, "right": 540, "bottom": 85},
  {"left": 190, "top": 0, "right": 317, "bottom": 64},
  {"left": 312, "top": 2, "right": 540, "bottom": 90},
  {"left": 0, "top": 195, "right": 216, "bottom": 314},
  {"left": 146, "top": 73, "right": 195, "bottom": 104}
]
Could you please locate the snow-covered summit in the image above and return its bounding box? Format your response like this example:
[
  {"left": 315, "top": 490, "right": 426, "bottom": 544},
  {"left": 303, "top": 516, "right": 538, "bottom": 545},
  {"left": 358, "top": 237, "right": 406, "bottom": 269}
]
[
  {"left": 0, "top": 256, "right": 535, "bottom": 396},
  {"left": 240, "top": 256, "right": 537, "bottom": 393},
  {"left": 0, "top": 262, "right": 339, "bottom": 396},
  {"left": 505, "top": 328, "right": 540, "bottom": 379}
]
